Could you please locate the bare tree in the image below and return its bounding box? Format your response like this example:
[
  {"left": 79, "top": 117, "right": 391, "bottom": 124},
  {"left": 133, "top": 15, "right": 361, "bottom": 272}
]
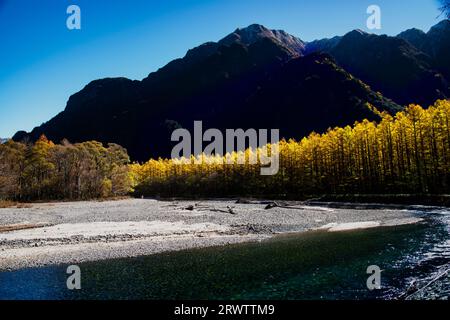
[{"left": 439, "top": 0, "right": 450, "bottom": 18}]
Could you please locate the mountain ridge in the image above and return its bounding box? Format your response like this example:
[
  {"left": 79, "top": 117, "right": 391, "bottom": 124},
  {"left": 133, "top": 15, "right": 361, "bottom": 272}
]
[{"left": 13, "top": 22, "right": 449, "bottom": 161}]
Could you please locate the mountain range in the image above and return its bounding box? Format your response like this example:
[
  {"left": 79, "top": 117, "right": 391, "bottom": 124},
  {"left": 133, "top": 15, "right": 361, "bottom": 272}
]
[{"left": 13, "top": 20, "right": 450, "bottom": 161}]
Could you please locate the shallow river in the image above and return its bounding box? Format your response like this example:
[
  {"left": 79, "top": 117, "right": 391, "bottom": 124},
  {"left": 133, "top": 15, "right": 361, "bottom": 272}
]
[{"left": 0, "top": 207, "right": 449, "bottom": 300}]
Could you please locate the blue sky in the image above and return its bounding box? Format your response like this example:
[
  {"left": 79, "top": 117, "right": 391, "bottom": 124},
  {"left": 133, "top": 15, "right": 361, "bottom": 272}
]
[{"left": 0, "top": 0, "right": 444, "bottom": 137}]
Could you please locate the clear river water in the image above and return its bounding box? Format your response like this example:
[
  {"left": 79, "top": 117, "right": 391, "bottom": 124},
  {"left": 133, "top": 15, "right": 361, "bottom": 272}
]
[{"left": 0, "top": 207, "right": 449, "bottom": 300}]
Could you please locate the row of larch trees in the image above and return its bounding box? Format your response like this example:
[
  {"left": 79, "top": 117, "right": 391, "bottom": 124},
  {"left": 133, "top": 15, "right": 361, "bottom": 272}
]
[
  {"left": 131, "top": 100, "right": 450, "bottom": 197},
  {"left": 2, "top": 100, "right": 449, "bottom": 201},
  {"left": 0, "top": 137, "right": 131, "bottom": 201}
]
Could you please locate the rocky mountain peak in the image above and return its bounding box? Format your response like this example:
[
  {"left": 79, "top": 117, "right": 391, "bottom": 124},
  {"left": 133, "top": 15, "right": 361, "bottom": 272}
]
[{"left": 219, "top": 24, "right": 306, "bottom": 54}]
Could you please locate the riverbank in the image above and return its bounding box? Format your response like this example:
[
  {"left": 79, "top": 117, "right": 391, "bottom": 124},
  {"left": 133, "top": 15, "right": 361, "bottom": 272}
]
[{"left": 0, "top": 199, "right": 424, "bottom": 270}]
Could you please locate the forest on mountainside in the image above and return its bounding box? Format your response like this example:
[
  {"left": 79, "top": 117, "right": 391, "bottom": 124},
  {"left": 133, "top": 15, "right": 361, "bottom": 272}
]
[
  {"left": 131, "top": 100, "right": 450, "bottom": 198},
  {"left": 2, "top": 100, "right": 449, "bottom": 202}
]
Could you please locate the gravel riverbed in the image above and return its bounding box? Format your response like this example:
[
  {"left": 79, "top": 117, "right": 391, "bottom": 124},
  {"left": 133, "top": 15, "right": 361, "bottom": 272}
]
[{"left": 0, "top": 198, "right": 422, "bottom": 270}]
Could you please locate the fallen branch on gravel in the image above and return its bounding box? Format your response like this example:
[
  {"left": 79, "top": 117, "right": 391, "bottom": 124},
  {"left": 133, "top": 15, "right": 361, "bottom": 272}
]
[
  {"left": 0, "top": 223, "right": 50, "bottom": 233},
  {"left": 184, "top": 203, "right": 237, "bottom": 214},
  {"left": 204, "top": 206, "right": 237, "bottom": 215},
  {"left": 264, "top": 202, "right": 311, "bottom": 211}
]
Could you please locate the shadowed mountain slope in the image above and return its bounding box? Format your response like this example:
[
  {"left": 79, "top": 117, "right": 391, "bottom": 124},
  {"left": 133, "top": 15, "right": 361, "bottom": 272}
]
[{"left": 13, "top": 25, "right": 408, "bottom": 161}]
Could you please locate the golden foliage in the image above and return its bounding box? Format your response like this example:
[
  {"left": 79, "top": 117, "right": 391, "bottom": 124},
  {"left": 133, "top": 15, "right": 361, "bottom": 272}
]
[
  {"left": 0, "top": 137, "right": 131, "bottom": 201},
  {"left": 131, "top": 100, "right": 450, "bottom": 197}
]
